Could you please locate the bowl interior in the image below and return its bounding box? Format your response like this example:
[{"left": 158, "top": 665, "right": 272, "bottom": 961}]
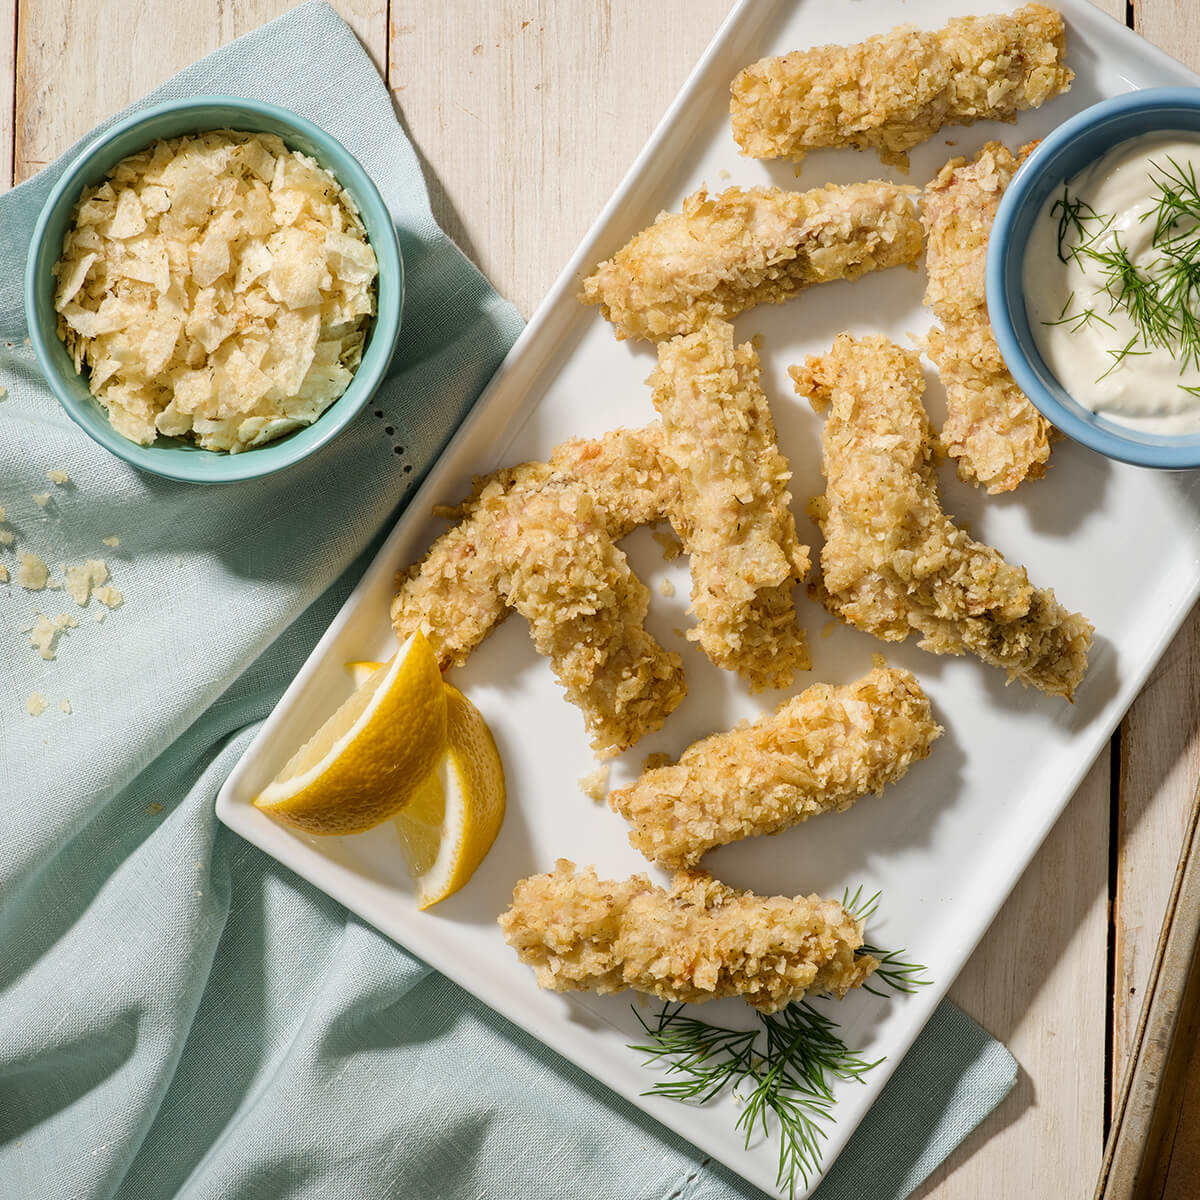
[
  {"left": 26, "top": 98, "right": 403, "bottom": 484},
  {"left": 991, "top": 92, "right": 1200, "bottom": 469}
]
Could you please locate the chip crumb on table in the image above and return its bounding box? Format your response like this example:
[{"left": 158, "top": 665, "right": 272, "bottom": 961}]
[
  {"left": 656, "top": 577, "right": 675, "bottom": 598},
  {"left": 27, "top": 612, "right": 79, "bottom": 661},
  {"left": 59, "top": 698, "right": 72, "bottom": 715},
  {"left": 32, "top": 492, "right": 51, "bottom": 508},
  {"left": 26, "top": 692, "right": 47, "bottom": 717},
  {"left": 46, "top": 470, "right": 71, "bottom": 485},
  {"left": 101, "top": 536, "right": 119, "bottom": 548},
  {"left": 16, "top": 552, "right": 49, "bottom": 590}
]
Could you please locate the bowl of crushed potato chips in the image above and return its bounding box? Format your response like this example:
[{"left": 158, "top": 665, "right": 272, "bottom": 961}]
[{"left": 25, "top": 97, "right": 403, "bottom": 483}]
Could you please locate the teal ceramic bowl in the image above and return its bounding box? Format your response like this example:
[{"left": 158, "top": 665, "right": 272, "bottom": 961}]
[{"left": 25, "top": 96, "right": 403, "bottom": 484}]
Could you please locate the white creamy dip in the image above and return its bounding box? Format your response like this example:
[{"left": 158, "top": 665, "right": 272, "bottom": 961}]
[{"left": 1024, "top": 132, "right": 1200, "bottom": 436}]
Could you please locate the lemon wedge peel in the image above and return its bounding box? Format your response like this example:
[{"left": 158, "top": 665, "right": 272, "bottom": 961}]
[
  {"left": 395, "top": 683, "right": 506, "bottom": 910},
  {"left": 253, "top": 632, "right": 446, "bottom": 835}
]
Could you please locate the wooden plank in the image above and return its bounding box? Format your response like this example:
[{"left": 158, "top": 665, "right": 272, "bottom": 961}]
[
  {"left": 1112, "top": 4, "right": 1200, "bottom": 1117},
  {"left": 13, "top": 0, "right": 386, "bottom": 183},
  {"left": 1134, "top": 0, "right": 1200, "bottom": 52},
  {"left": 915, "top": 757, "right": 1112, "bottom": 1199},
  {"left": 387, "top": 0, "right": 731, "bottom": 316},
  {"left": 1113, "top": 609, "right": 1200, "bottom": 1104},
  {"left": 1, "top": 0, "right": 13, "bottom": 190}
]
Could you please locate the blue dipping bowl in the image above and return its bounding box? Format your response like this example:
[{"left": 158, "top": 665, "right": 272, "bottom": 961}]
[
  {"left": 25, "top": 97, "right": 403, "bottom": 484},
  {"left": 988, "top": 88, "right": 1200, "bottom": 471}
]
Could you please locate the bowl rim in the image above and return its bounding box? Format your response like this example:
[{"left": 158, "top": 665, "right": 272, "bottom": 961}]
[
  {"left": 24, "top": 94, "right": 403, "bottom": 484},
  {"left": 987, "top": 86, "right": 1200, "bottom": 471}
]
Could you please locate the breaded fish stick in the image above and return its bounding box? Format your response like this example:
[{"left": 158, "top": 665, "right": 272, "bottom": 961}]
[
  {"left": 924, "top": 141, "right": 1054, "bottom": 493},
  {"left": 499, "top": 859, "right": 877, "bottom": 1013},
  {"left": 610, "top": 665, "right": 940, "bottom": 869},
  {"left": 479, "top": 477, "right": 686, "bottom": 757},
  {"left": 791, "top": 335, "right": 1092, "bottom": 699},
  {"left": 650, "top": 319, "right": 811, "bottom": 690},
  {"left": 730, "top": 4, "right": 1072, "bottom": 169},
  {"left": 581, "top": 182, "right": 923, "bottom": 342},
  {"left": 391, "top": 425, "right": 675, "bottom": 669}
]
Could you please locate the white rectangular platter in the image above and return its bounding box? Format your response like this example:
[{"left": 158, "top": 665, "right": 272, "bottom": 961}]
[{"left": 217, "top": 2, "right": 1200, "bottom": 1196}]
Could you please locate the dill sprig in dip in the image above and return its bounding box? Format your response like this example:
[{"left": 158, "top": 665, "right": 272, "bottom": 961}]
[{"left": 1024, "top": 133, "right": 1200, "bottom": 435}]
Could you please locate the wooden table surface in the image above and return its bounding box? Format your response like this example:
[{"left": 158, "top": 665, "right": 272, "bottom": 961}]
[{"left": 5, "top": 1, "right": 1198, "bottom": 1195}]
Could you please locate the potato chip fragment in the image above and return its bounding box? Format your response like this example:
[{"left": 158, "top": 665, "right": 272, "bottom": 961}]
[
  {"left": 17, "top": 553, "right": 49, "bottom": 590},
  {"left": 52, "top": 130, "right": 377, "bottom": 454}
]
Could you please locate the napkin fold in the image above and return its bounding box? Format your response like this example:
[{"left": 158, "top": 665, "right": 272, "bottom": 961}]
[{"left": 0, "top": 5, "right": 1015, "bottom": 1198}]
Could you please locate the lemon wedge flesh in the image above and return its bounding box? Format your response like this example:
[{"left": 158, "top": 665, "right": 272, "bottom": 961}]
[
  {"left": 254, "top": 632, "right": 447, "bottom": 835},
  {"left": 396, "top": 683, "right": 506, "bottom": 909}
]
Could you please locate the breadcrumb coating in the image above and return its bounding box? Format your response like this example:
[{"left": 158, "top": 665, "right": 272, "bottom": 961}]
[
  {"left": 391, "top": 425, "right": 675, "bottom": 669},
  {"left": 481, "top": 477, "right": 686, "bottom": 758},
  {"left": 730, "top": 4, "right": 1072, "bottom": 169},
  {"left": 499, "top": 859, "right": 877, "bottom": 1012},
  {"left": 610, "top": 665, "right": 940, "bottom": 869},
  {"left": 581, "top": 182, "right": 923, "bottom": 342},
  {"left": 650, "top": 320, "right": 810, "bottom": 690},
  {"left": 923, "top": 141, "right": 1054, "bottom": 492},
  {"left": 791, "top": 335, "right": 1092, "bottom": 699}
]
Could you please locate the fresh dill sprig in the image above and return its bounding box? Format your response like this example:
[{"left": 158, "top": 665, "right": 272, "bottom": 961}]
[
  {"left": 629, "top": 890, "right": 930, "bottom": 1198},
  {"left": 842, "top": 885, "right": 932, "bottom": 998},
  {"left": 1144, "top": 156, "right": 1200, "bottom": 247},
  {"left": 631, "top": 1001, "right": 880, "bottom": 1198},
  {"left": 1097, "top": 335, "right": 1153, "bottom": 382},
  {"left": 1054, "top": 164, "right": 1200, "bottom": 380},
  {"left": 1050, "top": 185, "right": 1110, "bottom": 264},
  {"left": 1040, "top": 290, "right": 1116, "bottom": 334}
]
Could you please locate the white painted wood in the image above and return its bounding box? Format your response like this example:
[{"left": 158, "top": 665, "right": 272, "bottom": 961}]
[
  {"left": 1114, "top": 610, "right": 1200, "bottom": 1101},
  {"left": 388, "top": 0, "right": 732, "bottom": 317},
  {"left": 1, "top": 0, "right": 13, "bottom": 190},
  {"left": 916, "top": 758, "right": 1111, "bottom": 1199},
  {"left": 12, "top": 0, "right": 384, "bottom": 183}
]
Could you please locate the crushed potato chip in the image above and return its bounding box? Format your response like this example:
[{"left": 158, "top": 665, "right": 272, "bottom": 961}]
[
  {"left": 26, "top": 692, "right": 48, "bottom": 717},
  {"left": 94, "top": 584, "right": 124, "bottom": 609},
  {"left": 32, "top": 492, "right": 51, "bottom": 507},
  {"left": 64, "top": 559, "right": 109, "bottom": 607},
  {"left": 578, "top": 766, "right": 611, "bottom": 804},
  {"left": 52, "top": 130, "right": 377, "bottom": 454},
  {"left": 0, "top": 565, "right": 8, "bottom": 583},
  {"left": 102, "top": 536, "right": 120, "bottom": 547},
  {"left": 17, "top": 552, "right": 49, "bottom": 590},
  {"left": 28, "top": 611, "right": 78, "bottom": 660},
  {"left": 47, "top": 469, "right": 71, "bottom": 485},
  {"left": 59, "top": 698, "right": 72, "bottom": 715}
]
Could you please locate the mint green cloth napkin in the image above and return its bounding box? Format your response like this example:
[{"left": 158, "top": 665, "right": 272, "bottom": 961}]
[{"left": 0, "top": 6, "right": 1016, "bottom": 1197}]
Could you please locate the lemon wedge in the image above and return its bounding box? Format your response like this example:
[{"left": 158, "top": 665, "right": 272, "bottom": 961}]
[
  {"left": 346, "top": 659, "right": 384, "bottom": 688},
  {"left": 254, "top": 632, "right": 447, "bottom": 835},
  {"left": 396, "top": 683, "right": 506, "bottom": 909}
]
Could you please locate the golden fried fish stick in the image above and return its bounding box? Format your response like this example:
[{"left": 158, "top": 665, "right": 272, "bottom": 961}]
[
  {"left": 581, "top": 182, "right": 923, "bottom": 342},
  {"left": 650, "top": 320, "right": 811, "bottom": 691},
  {"left": 499, "top": 859, "right": 876, "bottom": 1013},
  {"left": 730, "top": 4, "right": 1072, "bottom": 170},
  {"left": 548, "top": 423, "right": 681, "bottom": 534},
  {"left": 480, "top": 477, "right": 686, "bottom": 758},
  {"left": 790, "top": 335, "right": 1092, "bottom": 699},
  {"left": 923, "top": 141, "right": 1054, "bottom": 493},
  {"left": 391, "top": 426, "right": 675, "bottom": 669},
  {"left": 390, "top": 462, "right": 550, "bottom": 669},
  {"left": 610, "top": 666, "right": 940, "bottom": 869}
]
